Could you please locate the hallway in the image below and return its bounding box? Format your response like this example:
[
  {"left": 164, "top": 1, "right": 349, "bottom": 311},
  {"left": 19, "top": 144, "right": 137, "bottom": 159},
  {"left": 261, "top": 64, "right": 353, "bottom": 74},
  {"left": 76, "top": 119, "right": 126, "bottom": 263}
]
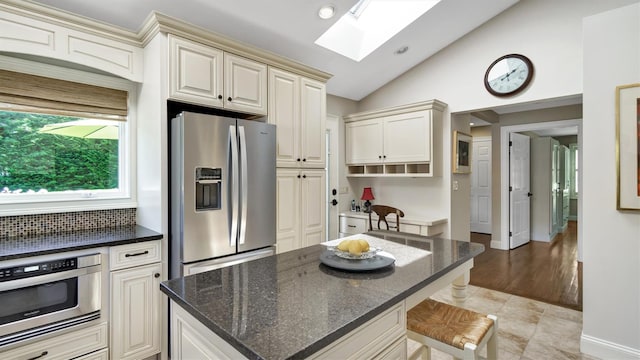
[{"left": 469, "top": 221, "right": 582, "bottom": 311}]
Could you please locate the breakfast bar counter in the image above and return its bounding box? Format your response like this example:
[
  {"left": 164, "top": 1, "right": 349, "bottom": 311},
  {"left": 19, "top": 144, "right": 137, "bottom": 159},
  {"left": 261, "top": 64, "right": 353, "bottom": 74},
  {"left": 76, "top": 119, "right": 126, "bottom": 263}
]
[{"left": 160, "top": 231, "right": 484, "bottom": 360}]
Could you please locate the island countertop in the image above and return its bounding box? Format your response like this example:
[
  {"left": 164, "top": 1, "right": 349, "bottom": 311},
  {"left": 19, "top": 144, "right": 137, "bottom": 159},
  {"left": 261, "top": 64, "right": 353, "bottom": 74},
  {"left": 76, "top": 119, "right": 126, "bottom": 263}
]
[{"left": 160, "top": 231, "right": 484, "bottom": 360}]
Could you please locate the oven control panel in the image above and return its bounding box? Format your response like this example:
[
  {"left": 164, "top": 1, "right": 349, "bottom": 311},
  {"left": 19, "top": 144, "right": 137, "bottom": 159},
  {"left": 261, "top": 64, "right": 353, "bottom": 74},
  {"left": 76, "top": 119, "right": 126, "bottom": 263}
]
[{"left": 0, "top": 257, "right": 77, "bottom": 282}]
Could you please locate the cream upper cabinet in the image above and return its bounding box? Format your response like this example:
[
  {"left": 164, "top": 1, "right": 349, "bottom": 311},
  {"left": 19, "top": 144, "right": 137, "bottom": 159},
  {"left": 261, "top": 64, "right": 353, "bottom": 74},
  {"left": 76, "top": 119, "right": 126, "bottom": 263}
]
[
  {"left": 269, "top": 67, "right": 326, "bottom": 168},
  {"left": 344, "top": 100, "right": 445, "bottom": 177},
  {"left": 276, "top": 168, "right": 326, "bottom": 253},
  {"left": 223, "top": 53, "right": 267, "bottom": 114},
  {"left": 169, "top": 34, "right": 267, "bottom": 115},
  {"left": 383, "top": 112, "right": 432, "bottom": 163},
  {"left": 345, "top": 119, "right": 384, "bottom": 164},
  {"left": 0, "top": 6, "right": 143, "bottom": 82}
]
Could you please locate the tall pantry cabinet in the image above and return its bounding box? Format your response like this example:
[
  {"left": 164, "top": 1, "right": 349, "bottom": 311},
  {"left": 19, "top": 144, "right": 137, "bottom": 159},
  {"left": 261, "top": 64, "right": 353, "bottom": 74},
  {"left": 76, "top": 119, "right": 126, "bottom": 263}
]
[{"left": 269, "top": 67, "right": 327, "bottom": 253}]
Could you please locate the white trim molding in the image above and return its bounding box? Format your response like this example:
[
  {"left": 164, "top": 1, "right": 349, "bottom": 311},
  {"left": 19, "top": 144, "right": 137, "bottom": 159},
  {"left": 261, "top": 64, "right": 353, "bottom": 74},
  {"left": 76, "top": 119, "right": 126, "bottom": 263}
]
[{"left": 581, "top": 333, "right": 640, "bottom": 359}]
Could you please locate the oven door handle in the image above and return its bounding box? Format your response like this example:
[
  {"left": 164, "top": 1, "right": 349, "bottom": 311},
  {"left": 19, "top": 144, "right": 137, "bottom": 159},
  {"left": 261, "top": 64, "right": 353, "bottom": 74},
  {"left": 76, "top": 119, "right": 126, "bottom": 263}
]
[{"left": 0, "top": 265, "right": 101, "bottom": 292}]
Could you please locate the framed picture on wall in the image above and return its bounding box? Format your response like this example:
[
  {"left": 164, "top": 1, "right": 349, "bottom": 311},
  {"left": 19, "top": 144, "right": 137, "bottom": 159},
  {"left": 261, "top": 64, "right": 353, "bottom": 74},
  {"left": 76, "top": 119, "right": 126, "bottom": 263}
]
[
  {"left": 453, "top": 131, "right": 472, "bottom": 174},
  {"left": 616, "top": 83, "right": 640, "bottom": 210}
]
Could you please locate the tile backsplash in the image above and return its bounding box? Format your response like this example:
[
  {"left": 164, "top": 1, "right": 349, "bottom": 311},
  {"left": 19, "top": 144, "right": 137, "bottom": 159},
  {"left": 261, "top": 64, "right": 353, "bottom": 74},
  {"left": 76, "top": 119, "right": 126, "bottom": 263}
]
[{"left": 0, "top": 208, "right": 136, "bottom": 238}]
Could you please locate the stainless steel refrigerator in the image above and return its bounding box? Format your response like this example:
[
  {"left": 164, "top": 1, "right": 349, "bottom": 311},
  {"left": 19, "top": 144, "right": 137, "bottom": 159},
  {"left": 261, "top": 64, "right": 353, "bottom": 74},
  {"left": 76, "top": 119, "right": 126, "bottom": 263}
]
[{"left": 170, "top": 111, "right": 276, "bottom": 278}]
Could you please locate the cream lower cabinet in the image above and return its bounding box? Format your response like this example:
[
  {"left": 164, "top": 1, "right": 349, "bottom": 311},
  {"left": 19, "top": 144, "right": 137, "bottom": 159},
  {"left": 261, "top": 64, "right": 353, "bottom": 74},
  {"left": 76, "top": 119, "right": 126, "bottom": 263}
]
[
  {"left": 268, "top": 67, "right": 326, "bottom": 168},
  {"left": 276, "top": 168, "right": 326, "bottom": 253},
  {"left": 169, "top": 300, "right": 405, "bottom": 360},
  {"left": 339, "top": 213, "right": 447, "bottom": 238},
  {"left": 169, "top": 34, "right": 267, "bottom": 115},
  {"left": 109, "top": 240, "right": 162, "bottom": 360}
]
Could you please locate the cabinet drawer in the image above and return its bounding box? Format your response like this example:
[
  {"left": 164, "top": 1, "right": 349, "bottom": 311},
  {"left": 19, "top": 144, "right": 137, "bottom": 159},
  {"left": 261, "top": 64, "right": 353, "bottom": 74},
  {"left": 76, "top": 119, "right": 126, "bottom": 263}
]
[
  {"left": 110, "top": 240, "right": 161, "bottom": 270},
  {"left": 309, "top": 301, "right": 406, "bottom": 359},
  {"left": 1, "top": 322, "right": 107, "bottom": 360},
  {"left": 373, "top": 337, "right": 407, "bottom": 360},
  {"left": 401, "top": 224, "right": 421, "bottom": 235},
  {"left": 75, "top": 348, "right": 108, "bottom": 360},
  {"left": 339, "top": 216, "right": 367, "bottom": 234}
]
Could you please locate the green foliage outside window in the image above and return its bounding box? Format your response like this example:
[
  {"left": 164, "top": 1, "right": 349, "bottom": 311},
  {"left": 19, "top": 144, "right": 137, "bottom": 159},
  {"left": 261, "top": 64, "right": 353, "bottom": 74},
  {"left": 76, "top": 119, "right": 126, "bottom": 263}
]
[{"left": 0, "top": 111, "right": 119, "bottom": 194}]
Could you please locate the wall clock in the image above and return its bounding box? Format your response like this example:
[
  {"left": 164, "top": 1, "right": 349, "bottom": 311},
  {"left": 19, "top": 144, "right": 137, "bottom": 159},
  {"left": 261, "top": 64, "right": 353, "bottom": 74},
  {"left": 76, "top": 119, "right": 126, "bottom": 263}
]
[{"left": 484, "top": 54, "right": 533, "bottom": 97}]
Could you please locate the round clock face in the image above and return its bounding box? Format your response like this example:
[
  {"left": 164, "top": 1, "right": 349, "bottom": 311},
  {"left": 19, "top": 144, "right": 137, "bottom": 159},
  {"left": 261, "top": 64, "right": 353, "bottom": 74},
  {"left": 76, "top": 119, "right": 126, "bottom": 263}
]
[{"left": 484, "top": 54, "right": 533, "bottom": 97}]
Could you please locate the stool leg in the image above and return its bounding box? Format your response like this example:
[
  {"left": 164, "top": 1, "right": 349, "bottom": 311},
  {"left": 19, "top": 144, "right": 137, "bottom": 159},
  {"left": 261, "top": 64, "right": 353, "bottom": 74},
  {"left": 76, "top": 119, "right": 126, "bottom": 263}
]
[
  {"left": 462, "top": 343, "right": 478, "bottom": 360},
  {"left": 408, "top": 344, "right": 431, "bottom": 360},
  {"left": 486, "top": 315, "right": 498, "bottom": 360}
]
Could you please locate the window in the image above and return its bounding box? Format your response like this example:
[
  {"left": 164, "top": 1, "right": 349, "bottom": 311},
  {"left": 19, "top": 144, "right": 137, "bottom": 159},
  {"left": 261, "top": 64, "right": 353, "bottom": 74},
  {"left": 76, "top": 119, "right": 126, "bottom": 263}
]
[
  {"left": 570, "top": 143, "right": 578, "bottom": 198},
  {"left": 0, "top": 62, "right": 135, "bottom": 215}
]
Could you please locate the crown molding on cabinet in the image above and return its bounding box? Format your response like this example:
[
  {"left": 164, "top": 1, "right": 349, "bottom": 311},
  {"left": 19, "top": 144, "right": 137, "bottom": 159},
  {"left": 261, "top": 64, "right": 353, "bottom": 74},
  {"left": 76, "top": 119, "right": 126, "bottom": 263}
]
[
  {"left": 344, "top": 99, "right": 447, "bottom": 123},
  {"left": 0, "top": 0, "right": 141, "bottom": 46}
]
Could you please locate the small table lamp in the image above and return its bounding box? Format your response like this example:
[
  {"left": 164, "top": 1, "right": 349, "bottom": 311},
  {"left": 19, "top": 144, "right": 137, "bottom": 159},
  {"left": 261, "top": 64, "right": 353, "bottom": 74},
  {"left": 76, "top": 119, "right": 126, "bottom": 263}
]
[{"left": 361, "top": 187, "right": 374, "bottom": 213}]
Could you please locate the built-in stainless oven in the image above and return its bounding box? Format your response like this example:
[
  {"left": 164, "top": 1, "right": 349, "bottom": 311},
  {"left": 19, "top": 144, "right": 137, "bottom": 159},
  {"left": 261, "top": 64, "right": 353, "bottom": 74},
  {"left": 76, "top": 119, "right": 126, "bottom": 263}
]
[{"left": 0, "top": 253, "right": 102, "bottom": 347}]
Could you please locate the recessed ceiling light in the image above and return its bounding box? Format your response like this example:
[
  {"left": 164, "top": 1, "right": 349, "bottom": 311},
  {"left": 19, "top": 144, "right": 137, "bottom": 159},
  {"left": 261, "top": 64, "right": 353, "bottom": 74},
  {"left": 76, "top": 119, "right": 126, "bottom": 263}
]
[
  {"left": 318, "top": 5, "right": 335, "bottom": 19},
  {"left": 395, "top": 46, "right": 409, "bottom": 55},
  {"left": 470, "top": 122, "right": 475, "bottom": 126}
]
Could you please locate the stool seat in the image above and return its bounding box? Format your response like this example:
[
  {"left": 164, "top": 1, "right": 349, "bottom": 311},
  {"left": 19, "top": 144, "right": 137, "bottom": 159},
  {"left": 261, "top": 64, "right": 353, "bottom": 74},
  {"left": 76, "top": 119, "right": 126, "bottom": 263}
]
[{"left": 407, "top": 299, "right": 498, "bottom": 360}]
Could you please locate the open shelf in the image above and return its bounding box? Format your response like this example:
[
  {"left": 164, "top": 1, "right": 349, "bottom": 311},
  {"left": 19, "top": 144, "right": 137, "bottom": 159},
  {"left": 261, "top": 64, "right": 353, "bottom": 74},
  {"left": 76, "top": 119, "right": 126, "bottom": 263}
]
[{"left": 346, "top": 162, "right": 433, "bottom": 177}]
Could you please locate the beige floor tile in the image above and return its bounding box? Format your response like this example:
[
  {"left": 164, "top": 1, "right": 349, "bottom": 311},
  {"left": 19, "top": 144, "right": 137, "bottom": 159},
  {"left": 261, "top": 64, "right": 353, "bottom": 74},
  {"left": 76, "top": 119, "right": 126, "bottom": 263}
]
[
  {"left": 543, "top": 303, "right": 583, "bottom": 324},
  {"left": 530, "top": 315, "right": 583, "bottom": 354}
]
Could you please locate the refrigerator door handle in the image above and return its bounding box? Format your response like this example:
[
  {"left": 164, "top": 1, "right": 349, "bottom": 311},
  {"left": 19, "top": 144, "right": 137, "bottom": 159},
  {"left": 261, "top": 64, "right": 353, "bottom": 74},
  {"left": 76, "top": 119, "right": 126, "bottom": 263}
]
[
  {"left": 229, "top": 125, "right": 239, "bottom": 247},
  {"left": 238, "top": 126, "right": 248, "bottom": 245}
]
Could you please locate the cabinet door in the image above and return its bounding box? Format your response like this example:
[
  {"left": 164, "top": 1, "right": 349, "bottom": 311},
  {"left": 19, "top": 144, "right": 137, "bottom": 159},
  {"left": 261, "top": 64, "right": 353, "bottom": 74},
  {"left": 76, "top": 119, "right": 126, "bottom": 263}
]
[
  {"left": 300, "top": 78, "right": 326, "bottom": 168},
  {"left": 301, "top": 170, "right": 326, "bottom": 247},
  {"left": 111, "top": 263, "right": 162, "bottom": 360},
  {"left": 276, "top": 169, "right": 301, "bottom": 253},
  {"left": 269, "top": 68, "right": 300, "bottom": 167},
  {"left": 346, "top": 119, "right": 383, "bottom": 164},
  {"left": 383, "top": 111, "right": 431, "bottom": 163},
  {"left": 169, "top": 35, "right": 224, "bottom": 108},
  {"left": 224, "top": 53, "right": 268, "bottom": 115}
]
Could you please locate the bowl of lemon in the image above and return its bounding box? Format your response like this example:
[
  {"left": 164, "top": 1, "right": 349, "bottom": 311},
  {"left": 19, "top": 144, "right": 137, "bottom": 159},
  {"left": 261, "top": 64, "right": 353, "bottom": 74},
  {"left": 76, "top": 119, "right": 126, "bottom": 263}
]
[{"left": 329, "top": 239, "right": 380, "bottom": 260}]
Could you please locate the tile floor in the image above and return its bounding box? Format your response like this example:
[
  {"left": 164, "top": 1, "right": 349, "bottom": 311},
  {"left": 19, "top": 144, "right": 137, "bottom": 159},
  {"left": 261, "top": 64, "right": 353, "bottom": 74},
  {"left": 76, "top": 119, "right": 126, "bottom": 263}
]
[{"left": 408, "top": 285, "right": 598, "bottom": 360}]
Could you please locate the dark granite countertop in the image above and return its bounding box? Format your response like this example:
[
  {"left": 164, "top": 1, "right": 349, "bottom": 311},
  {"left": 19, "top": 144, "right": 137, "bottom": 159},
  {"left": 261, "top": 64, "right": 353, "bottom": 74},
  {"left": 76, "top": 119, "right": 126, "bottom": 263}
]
[
  {"left": 160, "top": 231, "right": 484, "bottom": 360},
  {"left": 0, "top": 225, "right": 163, "bottom": 260}
]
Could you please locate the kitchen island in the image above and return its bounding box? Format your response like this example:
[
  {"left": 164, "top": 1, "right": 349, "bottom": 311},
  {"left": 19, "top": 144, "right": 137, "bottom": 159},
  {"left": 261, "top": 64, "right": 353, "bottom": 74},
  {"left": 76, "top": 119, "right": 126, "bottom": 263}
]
[{"left": 160, "top": 231, "right": 484, "bottom": 360}]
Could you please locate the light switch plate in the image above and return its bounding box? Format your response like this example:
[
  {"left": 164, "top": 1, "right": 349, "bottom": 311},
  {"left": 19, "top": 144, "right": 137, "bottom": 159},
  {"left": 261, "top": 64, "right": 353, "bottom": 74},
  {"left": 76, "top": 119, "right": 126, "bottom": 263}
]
[
  {"left": 453, "top": 181, "right": 459, "bottom": 191},
  {"left": 339, "top": 186, "right": 349, "bottom": 194}
]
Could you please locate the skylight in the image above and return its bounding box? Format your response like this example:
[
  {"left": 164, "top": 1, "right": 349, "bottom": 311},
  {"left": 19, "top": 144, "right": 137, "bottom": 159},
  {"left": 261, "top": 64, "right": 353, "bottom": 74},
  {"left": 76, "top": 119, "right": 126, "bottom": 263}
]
[{"left": 315, "top": 0, "right": 441, "bottom": 62}]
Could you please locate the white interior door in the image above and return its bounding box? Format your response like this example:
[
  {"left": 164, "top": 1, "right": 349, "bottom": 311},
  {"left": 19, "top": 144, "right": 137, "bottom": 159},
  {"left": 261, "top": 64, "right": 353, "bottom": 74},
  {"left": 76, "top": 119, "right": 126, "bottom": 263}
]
[
  {"left": 509, "top": 132, "right": 531, "bottom": 249},
  {"left": 470, "top": 138, "right": 492, "bottom": 233},
  {"left": 326, "top": 115, "right": 339, "bottom": 240}
]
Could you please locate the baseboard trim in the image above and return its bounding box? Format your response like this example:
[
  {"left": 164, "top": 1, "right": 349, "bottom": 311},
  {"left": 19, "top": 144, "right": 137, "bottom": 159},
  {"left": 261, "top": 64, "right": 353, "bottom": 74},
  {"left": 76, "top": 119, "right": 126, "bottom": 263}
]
[
  {"left": 581, "top": 332, "right": 640, "bottom": 359},
  {"left": 490, "top": 240, "right": 507, "bottom": 250}
]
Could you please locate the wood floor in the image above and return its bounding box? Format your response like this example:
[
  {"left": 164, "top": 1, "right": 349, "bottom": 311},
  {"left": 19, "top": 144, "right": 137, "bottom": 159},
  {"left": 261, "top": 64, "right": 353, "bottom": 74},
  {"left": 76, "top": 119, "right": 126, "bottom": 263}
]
[{"left": 469, "top": 221, "right": 582, "bottom": 311}]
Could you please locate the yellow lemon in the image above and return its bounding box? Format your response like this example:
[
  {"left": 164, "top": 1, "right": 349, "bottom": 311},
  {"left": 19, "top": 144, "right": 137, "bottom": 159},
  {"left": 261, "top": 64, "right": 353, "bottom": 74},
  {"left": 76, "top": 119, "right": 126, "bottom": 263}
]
[
  {"left": 358, "top": 239, "right": 370, "bottom": 252},
  {"left": 348, "top": 240, "right": 363, "bottom": 256},
  {"left": 337, "top": 239, "right": 351, "bottom": 252}
]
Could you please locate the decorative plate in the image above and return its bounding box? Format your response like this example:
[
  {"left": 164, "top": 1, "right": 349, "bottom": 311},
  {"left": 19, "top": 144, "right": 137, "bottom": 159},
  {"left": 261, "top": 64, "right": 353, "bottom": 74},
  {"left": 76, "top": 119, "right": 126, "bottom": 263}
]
[{"left": 327, "top": 246, "right": 380, "bottom": 260}]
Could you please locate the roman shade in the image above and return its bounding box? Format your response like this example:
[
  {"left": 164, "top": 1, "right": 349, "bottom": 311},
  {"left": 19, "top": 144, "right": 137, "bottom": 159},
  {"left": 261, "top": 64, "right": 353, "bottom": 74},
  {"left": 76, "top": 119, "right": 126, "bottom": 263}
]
[{"left": 0, "top": 69, "right": 128, "bottom": 120}]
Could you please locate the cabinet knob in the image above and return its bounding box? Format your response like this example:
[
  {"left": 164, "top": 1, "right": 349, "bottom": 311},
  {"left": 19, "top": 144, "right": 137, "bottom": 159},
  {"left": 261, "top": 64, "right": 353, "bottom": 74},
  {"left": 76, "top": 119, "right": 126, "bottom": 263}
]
[
  {"left": 383, "top": 155, "right": 386, "bottom": 159},
  {"left": 378, "top": 155, "right": 382, "bottom": 159},
  {"left": 297, "top": 158, "right": 301, "bottom": 162},
  {"left": 297, "top": 174, "right": 301, "bottom": 178},
  {"left": 228, "top": 97, "right": 232, "bottom": 101},
  {"left": 154, "top": 273, "right": 160, "bottom": 278},
  {"left": 303, "top": 174, "right": 307, "bottom": 178},
  {"left": 218, "top": 95, "right": 223, "bottom": 99},
  {"left": 302, "top": 158, "right": 306, "bottom": 162}
]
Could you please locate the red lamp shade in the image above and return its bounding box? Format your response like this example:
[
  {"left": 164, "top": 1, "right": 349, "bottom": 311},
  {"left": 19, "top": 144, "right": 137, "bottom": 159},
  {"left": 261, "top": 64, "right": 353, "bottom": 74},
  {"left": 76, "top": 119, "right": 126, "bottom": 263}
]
[{"left": 361, "top": 187, "right": 375, "bottom": 201}]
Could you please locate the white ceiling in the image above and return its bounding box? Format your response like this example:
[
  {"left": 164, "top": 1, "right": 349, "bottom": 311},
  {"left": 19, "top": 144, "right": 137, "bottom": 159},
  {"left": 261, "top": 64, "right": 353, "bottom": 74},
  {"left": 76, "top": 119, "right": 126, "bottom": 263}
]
[{"left": 31, "top": 0, "right": 519, "bottom": 101}]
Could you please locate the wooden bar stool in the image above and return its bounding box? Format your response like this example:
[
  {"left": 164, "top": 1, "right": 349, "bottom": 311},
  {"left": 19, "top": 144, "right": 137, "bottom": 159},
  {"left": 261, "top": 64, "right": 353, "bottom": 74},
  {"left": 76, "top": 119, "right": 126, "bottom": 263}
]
[{"left": 407, "top": 299, "right": 498, "bottom": 360}]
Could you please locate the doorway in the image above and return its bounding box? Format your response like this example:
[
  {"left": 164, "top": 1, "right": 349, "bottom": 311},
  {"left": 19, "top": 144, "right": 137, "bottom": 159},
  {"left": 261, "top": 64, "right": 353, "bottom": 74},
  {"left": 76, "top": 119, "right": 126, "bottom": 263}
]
[{"left": 499, "top": 119, "right": 582, "bottom": 260}]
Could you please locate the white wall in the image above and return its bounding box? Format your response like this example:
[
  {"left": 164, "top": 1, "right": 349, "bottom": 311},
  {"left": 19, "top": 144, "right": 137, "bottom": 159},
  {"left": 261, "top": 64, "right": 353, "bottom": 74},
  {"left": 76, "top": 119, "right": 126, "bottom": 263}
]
[{"left": 581, "top": 3, "right": 640, "bottom": 358}]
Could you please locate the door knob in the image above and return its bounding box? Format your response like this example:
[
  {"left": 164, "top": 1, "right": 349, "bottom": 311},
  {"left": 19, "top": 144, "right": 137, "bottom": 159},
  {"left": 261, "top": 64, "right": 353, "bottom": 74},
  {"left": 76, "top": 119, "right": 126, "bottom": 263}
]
[{"left": 528, "top": 192, "right": 533, "bottom": 197}]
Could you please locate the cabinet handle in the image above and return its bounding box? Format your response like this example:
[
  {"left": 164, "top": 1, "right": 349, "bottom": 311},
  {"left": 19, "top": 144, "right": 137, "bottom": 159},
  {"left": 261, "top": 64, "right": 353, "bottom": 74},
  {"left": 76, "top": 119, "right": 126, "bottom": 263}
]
[
  {"left": 218, "top": 95, "right": 223, "bottom": 99},
  {"left": 378, "top": 155, "right": 382, "bottom": 159},
  {"left": 228, "top": 97, "right": 232, "bottom": 101},
  {"left": 302, "top": 158, "right": 306, "bottom": 162},
  {"left": 154, "top": 273, "right": 160, "bottom": 278},
  {"left": 27, "top": 351, "right": 48, "bottom": 360},
  {"left": 297, "top": 158, "right": 301, "bottom": 162},
  {"left": 302, "top": 174, "right": 306, "bottom": 178},
  {"left": 348, "top": 225, "right": 356, "bottom": 228},
  {"left": 383, "top": 155, "right": 386, "bottom": 159},
  {"left": 297, "top": 174, "right": 301, "bottom": 178},
  {"left": 125, "top": 250, "right": 149, "bottom": 257}
]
